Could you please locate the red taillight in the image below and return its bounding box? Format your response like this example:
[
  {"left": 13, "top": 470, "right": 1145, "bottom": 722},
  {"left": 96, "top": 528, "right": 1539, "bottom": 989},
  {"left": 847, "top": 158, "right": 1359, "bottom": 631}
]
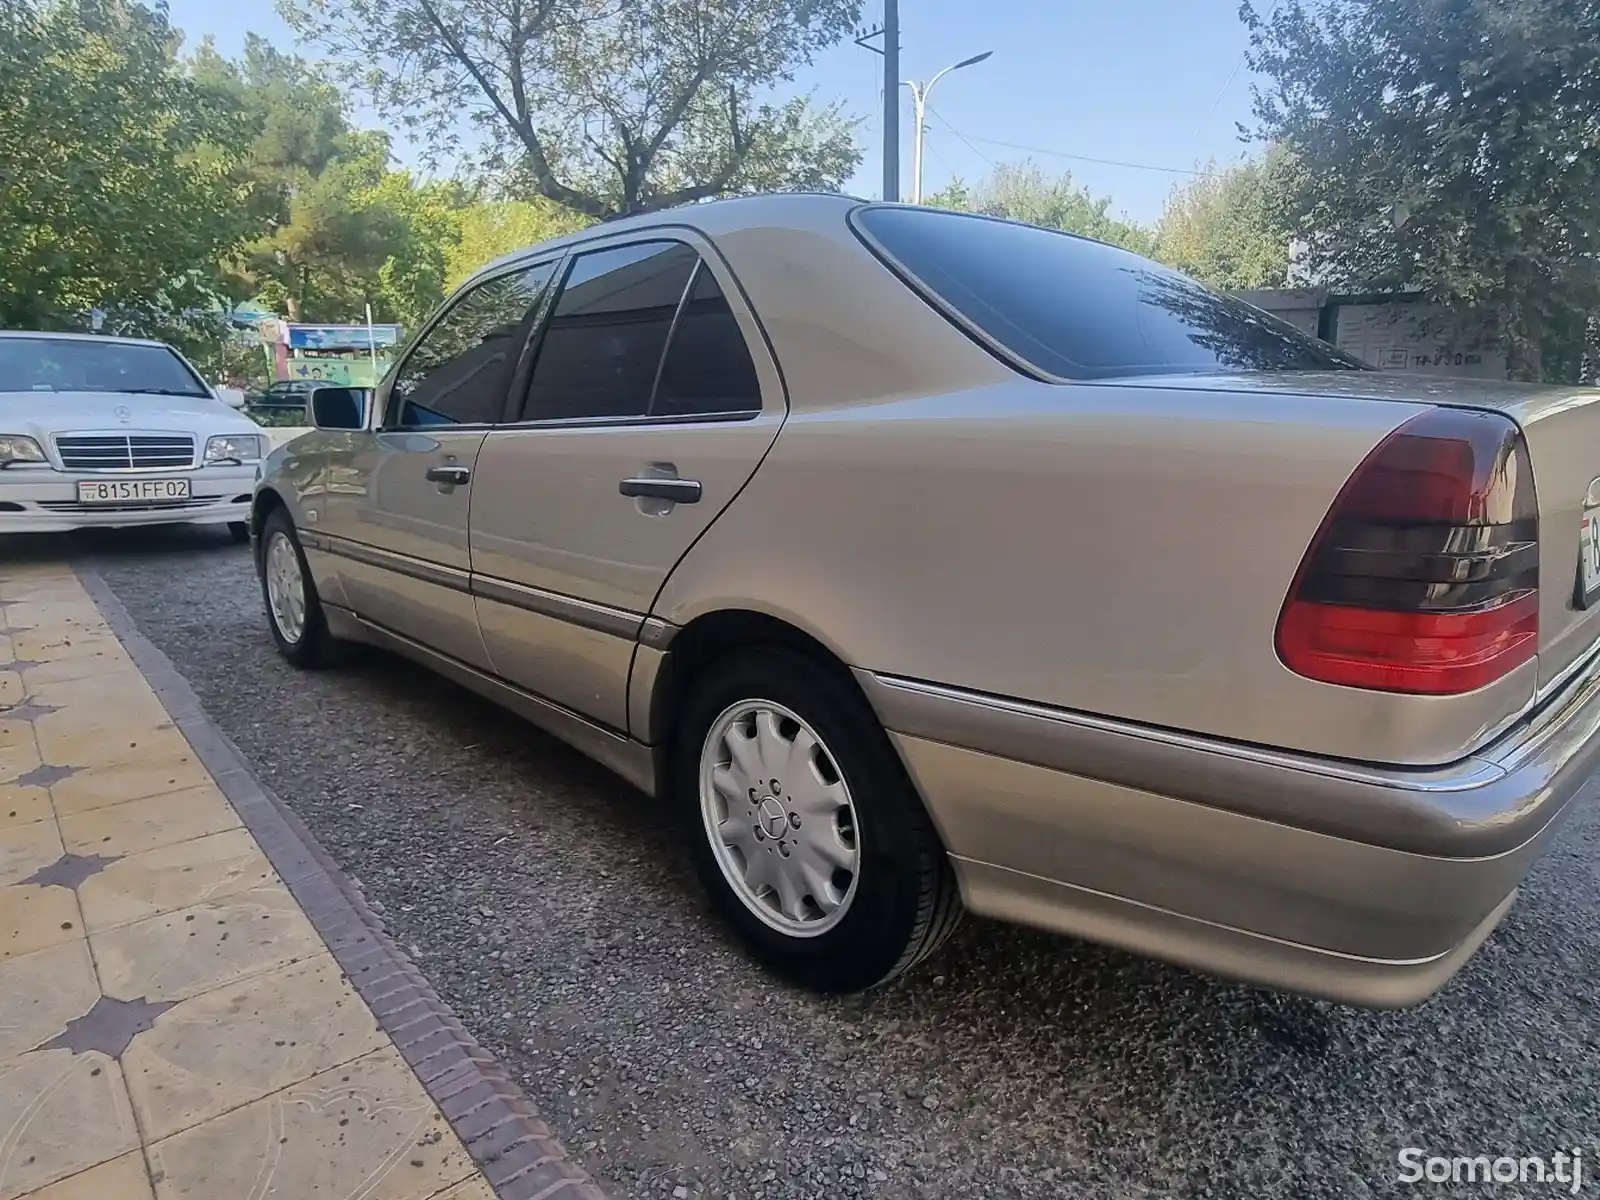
[{"left": 1276, "top": 407, "right": 1539, "bottom": 695}]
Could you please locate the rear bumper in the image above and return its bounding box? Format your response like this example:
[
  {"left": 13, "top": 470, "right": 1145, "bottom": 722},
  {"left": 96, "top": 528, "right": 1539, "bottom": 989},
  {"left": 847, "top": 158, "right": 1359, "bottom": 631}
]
[{"left": 861, "top": 657, "right": 1600, "bottom": 1007}]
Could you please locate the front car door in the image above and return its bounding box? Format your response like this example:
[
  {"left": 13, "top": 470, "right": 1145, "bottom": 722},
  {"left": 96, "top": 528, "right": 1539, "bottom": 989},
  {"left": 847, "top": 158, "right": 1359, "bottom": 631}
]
[
  {"left": 315, "top": 261, "right": 559, "bottom": 668},
  {"left": 469, "top": 233, "right": 785, "bottom": 731}
]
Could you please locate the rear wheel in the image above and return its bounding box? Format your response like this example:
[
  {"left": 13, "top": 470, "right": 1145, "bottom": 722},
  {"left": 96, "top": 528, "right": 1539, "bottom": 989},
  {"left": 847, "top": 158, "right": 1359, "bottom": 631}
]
[
  {"left": 675, "top": 647, "right": 961, "bottom": 992},
  {"left": 259, "top": 507, "right": 346, "bottom": 668}
]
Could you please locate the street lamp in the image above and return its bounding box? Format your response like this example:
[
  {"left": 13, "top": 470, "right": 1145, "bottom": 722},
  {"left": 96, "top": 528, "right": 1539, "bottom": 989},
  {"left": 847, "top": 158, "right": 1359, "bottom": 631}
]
[{"left": 903, "top": 51, "right": 993, "bottom": 205}]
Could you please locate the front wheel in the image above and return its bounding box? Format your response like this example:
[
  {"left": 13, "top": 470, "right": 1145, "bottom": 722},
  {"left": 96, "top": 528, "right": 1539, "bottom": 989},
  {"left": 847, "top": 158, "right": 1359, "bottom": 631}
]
[
  {"left": 228, "top": 521, "right": 250, "bottom": 544},
  {"left": 258, "top": 508, "right": 346, "bottom": 668},
  {"left": 675, "top": 648, "right": 961, "bottom": 992}
]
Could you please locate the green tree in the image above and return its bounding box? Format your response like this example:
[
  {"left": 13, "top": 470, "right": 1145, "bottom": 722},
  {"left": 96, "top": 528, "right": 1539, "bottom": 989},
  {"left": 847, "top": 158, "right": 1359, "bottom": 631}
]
[
  {"left": 240, "top": 132, "right": 417, "bottom": 322},
  {"left": 0, "top": 0, "right": 258, "bottom": 334},
  {"left": 926, "top": 162, "right": 1154, "bottom": 254},
  {"left": 191, "top": 38, "right": 419, "bottom": 323},
  {"left": 368, "top": 174, "right": 471, "bottom": 327},
  {"left": 1243, "top": 0, "right": 1600, "bottom": 380},
  {"left": 188, "top": 33, "right": 348, "bottom": 181},
  {"left": 444, "top": 195, "right": 588, "bottom": 290},
  {"left": 1154, "top": 151, "right": 1292, "bottom": 289},
  {"left": 277, "top": 0, "right": 864, "bottom": 219}
]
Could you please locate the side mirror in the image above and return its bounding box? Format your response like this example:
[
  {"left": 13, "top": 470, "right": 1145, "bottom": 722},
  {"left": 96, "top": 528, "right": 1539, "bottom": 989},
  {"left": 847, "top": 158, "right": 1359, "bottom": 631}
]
[
  {"left": 310, "top": 387, "right": 371, "bottom": 431},
  {"left": 214, "top": 385, "right": 247, "bottom": 409}
]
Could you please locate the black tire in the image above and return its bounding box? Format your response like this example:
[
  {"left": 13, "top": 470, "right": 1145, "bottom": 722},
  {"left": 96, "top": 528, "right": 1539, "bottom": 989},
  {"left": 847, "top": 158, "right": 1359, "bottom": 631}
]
[
  {"left": 228, "top": 521, "right": 250, "bottom": 544},
  {"left": 258, "top": 507, "right": 346, "bottom": 668},
  {"left": 674, "top": 647, "right": 962, "bottom": 992}
]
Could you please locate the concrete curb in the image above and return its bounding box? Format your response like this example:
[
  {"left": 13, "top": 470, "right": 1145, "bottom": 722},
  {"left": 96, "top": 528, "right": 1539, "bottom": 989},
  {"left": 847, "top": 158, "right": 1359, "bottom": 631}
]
[{"left": 74, "top": 564, "right": 611, "bottom": 1200}]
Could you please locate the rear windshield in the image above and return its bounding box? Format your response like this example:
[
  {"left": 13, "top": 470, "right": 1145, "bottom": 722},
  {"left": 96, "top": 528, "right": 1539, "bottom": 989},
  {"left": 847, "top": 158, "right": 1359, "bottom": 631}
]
[
  {"left": 852, "top": 205, "right": 1367, "bottom": 381},
  {"left": 0, "top": 337, "right": 209, "bottom": 396}
]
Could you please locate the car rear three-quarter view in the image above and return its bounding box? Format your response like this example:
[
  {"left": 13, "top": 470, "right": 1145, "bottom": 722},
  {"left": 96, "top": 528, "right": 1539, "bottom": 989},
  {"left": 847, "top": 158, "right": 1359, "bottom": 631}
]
[{"left": 253, "top": 193, "right": 1600, "bottom": 1007}]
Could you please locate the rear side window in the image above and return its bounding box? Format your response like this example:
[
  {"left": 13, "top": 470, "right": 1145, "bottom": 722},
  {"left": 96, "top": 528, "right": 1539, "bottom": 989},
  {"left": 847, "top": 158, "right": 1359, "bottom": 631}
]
[
  {"left": 853, "top": 205, "right": 1366, "bottom": 381},
  {"left": 652, "top": 264, "right": 762, "bottom": 417},
  {"left": 391, "top": 261, "right": 558, "bottom": 427},
  {"left": 522, "top": 242, "right": 699, "bottom": 421}
]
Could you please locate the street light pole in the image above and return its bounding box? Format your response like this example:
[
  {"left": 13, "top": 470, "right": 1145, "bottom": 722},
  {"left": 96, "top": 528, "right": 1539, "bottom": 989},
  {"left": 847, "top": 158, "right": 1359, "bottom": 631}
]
[{"left": 904, "top": 50, "right": 993, "bottom": 205}]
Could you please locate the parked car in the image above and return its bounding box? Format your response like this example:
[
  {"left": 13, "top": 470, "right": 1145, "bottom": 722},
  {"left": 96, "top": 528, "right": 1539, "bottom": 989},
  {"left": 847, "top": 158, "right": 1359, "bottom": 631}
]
[
  {"left": 251, "top": 194, "right": 1600, "bottom": 1005},
  {"left": 247, "top": 378, "right": 338, "bottom": 411},
  {"left": 0, "top": 332, "right": 266, "bottom": 540}
]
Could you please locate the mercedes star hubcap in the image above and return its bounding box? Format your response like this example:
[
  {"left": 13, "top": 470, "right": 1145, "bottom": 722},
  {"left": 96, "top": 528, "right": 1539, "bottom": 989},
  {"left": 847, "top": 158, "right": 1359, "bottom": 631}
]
[{"left": 699, "top": 700, "right": 861, "bottom": 937}]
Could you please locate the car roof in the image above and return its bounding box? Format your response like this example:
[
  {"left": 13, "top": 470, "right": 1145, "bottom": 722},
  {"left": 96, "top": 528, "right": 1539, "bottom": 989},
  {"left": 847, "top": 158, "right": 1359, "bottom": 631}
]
[
  {"left": 0, "top": 330, "right": 174, "bottom": 349},
  {"left": 466, "top": 191, "right": 865, "bottom": 287}
]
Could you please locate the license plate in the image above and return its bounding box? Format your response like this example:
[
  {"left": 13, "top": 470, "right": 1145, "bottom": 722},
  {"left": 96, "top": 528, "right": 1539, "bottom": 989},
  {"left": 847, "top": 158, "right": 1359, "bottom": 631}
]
[
  {"left": 75, "top": 479, "right": 191, "bottom": 504},
  {"left": 1579, "top": 508, "right": 1600, "bottom": 608}
]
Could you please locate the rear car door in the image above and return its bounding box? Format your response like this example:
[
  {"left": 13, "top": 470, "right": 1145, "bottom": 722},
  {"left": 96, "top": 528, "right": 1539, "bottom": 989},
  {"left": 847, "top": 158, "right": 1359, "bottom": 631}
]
[
  {"left": 317, "top": 261, "right": 558, "bottom": 667},
  {"left": 469, "top": 234, "right": 785, "bottom": 731}
]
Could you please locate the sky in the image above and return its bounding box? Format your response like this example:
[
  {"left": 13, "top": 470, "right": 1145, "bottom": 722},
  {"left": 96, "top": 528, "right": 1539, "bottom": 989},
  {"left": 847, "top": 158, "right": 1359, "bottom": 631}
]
[{"left": 164, "top": 0, "right": 1265, "bottom": 226}]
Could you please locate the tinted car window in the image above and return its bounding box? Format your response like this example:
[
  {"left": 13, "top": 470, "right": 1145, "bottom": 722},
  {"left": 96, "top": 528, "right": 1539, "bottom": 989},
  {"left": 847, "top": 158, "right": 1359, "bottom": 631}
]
[
  {"left": 0, "top": 338, "right": 208, "bottom": 396},
  {"left": 392, "top": 262, "right": 558, "bottom": 427},
  {"left": 522, "top": 242, "right": 698, "bottom": 421},
  {"left": 854, "top": 206, "right": 1366, "bottom": 381},
  {"left": 651, "top": 265, "right": 762, "bottom": 417}
]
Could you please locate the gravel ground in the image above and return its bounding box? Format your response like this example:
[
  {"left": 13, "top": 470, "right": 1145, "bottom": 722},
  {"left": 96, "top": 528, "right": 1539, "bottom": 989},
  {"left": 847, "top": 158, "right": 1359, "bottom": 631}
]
[{"left": 31, "top": 526, "right": 1600, "bottom": 1198}]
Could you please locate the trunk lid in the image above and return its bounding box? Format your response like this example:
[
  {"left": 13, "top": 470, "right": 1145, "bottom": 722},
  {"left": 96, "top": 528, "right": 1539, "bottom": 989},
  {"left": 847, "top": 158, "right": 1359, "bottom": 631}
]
[{"left": 1106, "top": 370, "right": 1600, "bottom": 691}]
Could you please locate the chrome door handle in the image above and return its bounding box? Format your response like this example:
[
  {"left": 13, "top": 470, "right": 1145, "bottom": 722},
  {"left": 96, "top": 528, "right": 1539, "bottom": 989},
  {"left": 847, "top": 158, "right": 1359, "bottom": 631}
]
[
  {"left": 619, "top": 477, "right": 702, "bottom": 504},
  {"left": 426, "top": 465, "right": 471, "bottom": 486}
]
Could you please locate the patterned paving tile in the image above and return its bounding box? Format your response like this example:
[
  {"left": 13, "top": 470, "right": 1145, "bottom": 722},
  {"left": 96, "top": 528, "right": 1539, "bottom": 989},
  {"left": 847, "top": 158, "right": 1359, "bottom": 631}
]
[
  {"left": 76, "top": 830, "right": 271, "bottom": 933},
  {"left": 146, "top": 1048, "right": 477, "bottom": 1200},
  {"left": 0, "top": 941, "right": 100, "bottom": 1063},
  {"left": 58, "top": 785, "right": 239, "bottom": 859},
  {"left": 0, "top": 886, "right": 82, "bottom": 962},
  {"left": 121, "top": 953, "right": 387, "bottom": 1141},
  {"left": 91, "top": 883, "right": 324, "bottom": 1004},
  {"left": 0, "top": 1051, "right": 139, "bottom": 1200}
]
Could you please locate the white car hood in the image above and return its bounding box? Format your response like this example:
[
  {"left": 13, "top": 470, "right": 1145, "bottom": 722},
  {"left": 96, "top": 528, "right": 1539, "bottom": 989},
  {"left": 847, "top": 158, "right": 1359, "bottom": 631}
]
[{"left": 0, "top": 391, "right": 258, "bottom": 440}]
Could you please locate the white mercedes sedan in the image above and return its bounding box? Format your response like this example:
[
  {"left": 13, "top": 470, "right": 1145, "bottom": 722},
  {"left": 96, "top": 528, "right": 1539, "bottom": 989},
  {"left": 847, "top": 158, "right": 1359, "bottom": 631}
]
[{"left": 0, "top": 331, "right": 266, "bottom": 540}]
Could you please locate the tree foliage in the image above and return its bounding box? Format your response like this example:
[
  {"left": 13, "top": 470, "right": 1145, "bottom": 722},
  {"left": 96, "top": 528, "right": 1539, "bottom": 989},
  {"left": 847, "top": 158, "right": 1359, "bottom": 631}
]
[
  {"left": 445, "top": 196, "right": 588, "bottom": 289},
  {"left": 1154, "top": 151, "right": 1292, "bottom": 290},
  {"left": 190, "top": 37, "right": 450, "bottom": 325},
  {"left": 0, "top": 0, "right": 258, "bottom": 334},
  {"left": 1243, "top": 0, "right": 1600, "bottom": 380},
  {"left": 276, "top": 0, "right": 864, "bottom": 219},
  {"left": 925, "top": 162, "right": 1154, "bottom": 255}
]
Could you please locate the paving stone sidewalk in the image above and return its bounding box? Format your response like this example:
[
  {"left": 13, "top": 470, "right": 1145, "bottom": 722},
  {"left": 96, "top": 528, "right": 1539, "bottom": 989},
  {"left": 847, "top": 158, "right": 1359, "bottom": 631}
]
[{"left": 0, "top": 563, "right": 510, "bottom": 1200}]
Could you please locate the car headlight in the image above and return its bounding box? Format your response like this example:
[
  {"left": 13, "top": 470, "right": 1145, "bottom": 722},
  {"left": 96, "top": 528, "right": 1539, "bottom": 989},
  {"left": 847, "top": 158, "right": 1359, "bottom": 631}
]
[
  {"left": 0, "top": 435, "right": 46, "bottom": 467},
  {"left": 204, "top": 434, "right": 265, "bottom": 464}
]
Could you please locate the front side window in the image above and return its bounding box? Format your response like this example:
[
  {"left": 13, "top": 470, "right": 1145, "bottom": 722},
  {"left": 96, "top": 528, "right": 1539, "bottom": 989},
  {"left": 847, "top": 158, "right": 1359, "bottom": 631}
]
[
  {"left": 0, "top": 338, "right": 209, "bottom": 397},
  {"left": 391, "top": 261, "right": 558, "bottom": 427},
  {"left": 853, "top": 205, "right": 1367, "bottom": 381},
  {"left": 521, "top": 242, "right": 699, "bottom": 422}
]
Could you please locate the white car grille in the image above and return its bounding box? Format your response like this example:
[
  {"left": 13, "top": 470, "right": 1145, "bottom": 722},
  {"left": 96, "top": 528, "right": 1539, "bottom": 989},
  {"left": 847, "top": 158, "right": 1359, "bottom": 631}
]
[{"left": 54, "top": 433, "right": 196, "bottom": 471}]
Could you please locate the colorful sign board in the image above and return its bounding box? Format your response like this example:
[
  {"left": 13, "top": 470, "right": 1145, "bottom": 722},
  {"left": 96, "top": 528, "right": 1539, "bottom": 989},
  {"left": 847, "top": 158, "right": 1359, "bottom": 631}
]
[
  {"left": 285, "top": 357, "right": 390, "bottom": 387},
  {"left": 286, "top": 324, "right": 403, "bottom": 351}
]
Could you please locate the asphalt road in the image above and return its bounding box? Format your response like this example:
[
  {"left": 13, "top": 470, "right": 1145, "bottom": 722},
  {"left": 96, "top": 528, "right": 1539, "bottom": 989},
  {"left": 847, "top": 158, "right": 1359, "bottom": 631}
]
[{"left": 31, "top": 525, "right": 1600, "bottom": 1198}]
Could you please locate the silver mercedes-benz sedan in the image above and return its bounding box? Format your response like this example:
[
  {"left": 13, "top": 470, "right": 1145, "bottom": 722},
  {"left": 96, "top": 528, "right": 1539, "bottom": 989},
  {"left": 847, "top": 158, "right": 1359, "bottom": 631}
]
[{"left": 250, "top": 193, "right": 1600, "bottom": 1006}]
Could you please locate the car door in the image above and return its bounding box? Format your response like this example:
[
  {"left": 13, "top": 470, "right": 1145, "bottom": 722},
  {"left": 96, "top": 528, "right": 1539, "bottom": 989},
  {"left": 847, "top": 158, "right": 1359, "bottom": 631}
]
[
  {"left": 469, "top": 234, "right": 785, "bottom": 731},
  {"left": 316, "top": 260, "right": 559, "bottom": 668}
]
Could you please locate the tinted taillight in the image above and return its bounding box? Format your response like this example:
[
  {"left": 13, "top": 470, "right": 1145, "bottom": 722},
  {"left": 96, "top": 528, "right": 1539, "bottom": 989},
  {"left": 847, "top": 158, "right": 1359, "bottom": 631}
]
[{"left": 1276, "top": 407, "right": 1539, "bottom": 695}]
